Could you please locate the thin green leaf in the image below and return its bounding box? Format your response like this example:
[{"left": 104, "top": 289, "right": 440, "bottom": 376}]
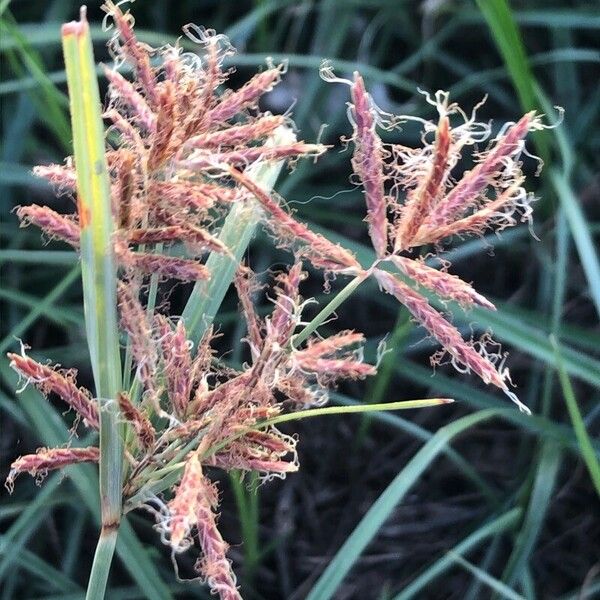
[
  {"left": 0, "top": 265, "right": 80, "bottom": 355},
  {"left": 306, "top": 410, "right": 506, "bottom": 600},
  {"left": 501, "top": 441, "right": 562, "bottom": 587},
  {"left": 331, "top": 392, "right": 500, "bottom": 504},
  {"left": 62, "top": 11, "right": 123, "bottom": 598},
  {"left": 552, "top": 337, "right": 600, "bottom": 496},
  {"left": 0, "top": 536, "right": 82, "bottom": 593},
  {"left": 182, "top": 126, "right": 295, "bottom": 347},
  {"left": 0, "top": 249, "right": 78, "bottom": 265},
  {"left": 0, "top": 287, "right": 83, "bottom": 328},
  {"left": 475, "top": 0, "right": 550, "bottom": 164},
  {"left": 0, "top": 474, "right": 63, "bottom": 582},
  {"left": 447, "top": 552, "right": 525, "bottom": 600},
  {"left": 391, "top": 509, "right": 522, "bottom": 600},
  {"left": 550, "top": 169, "right": 600, "bottom": 318}
]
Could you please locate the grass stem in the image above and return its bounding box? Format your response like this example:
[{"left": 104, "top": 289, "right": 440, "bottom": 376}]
[
  {"left": 292, "top": 274, "right": 367, "bottom": 348},
  {"left": 62, "top": 8, "right": 123, "bottom": 599}
]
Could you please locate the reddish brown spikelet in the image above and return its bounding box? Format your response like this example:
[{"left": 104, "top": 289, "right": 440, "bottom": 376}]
[
  {"left": 8, "top": 352, "right": 99, "bottom": 429},
  {"left": 350, "top": 72, "right": 388, "bottom": 258},
  {"left": 234, "top": 405, "right": 280, "bottom": 423},
  {"left": 207, "top": 425, "right": 298, "bottom": 476},
  {"left": 6, "top": 447, "right": 100, "bottom": 492},
  {"left": 208, "top": 449, "right": 298, "bottom": 475},
  {"left": 194, "top": 475, "right": 241, "bottom": 600},
  {"left": 414, "top": 180, "right": 529, "bottom": 245},
  {"left": 292, "top": 329, "right": 374, "bottom": 380},
  {"left": 33, "top": 164, "right": 77, "bottom": 191},
  {"left": 112, "top": 151, "right": 137, "bottom": 228},
  {"left": 234, "top": 267, "right": 263, "bottom": 354},
  {"left": 166, "top": 451, "right": 204, "bottom": 552},
  {"left": 15, "top": 205, "right": 80, "bottom": 248},
  {"left": 103, "top": 66, "right": 156, "bottom": 132},
  {"left": 127, "top": 225, "right": 189, "bottom": 245},
  {"left": 177, "top": 222, "right": 231, "bottom": 256},
  {"left": 103, "top": 1, "right": 157, "bottom": 104},
  {"left": 116, "top": 240, "right": 210, "bottom": 281},
  {"left": 229, "top": 168, "right": 361, "bottom": 271},
  {"left": 395, "top": 114, "right": 451, "bottom": 250},
  {"left": 270, "top": 262, "right": 304, "bottom": 345},
  {"left": 373, "top": 270, "right": 509, "bottom": 391},
  {"left": 127, "top": 223, "right": 228, "bottom": 255},
  {"left": 151, "top": 208, "right": 231, "bottom": 255},
  {"left": 276, "top": 375, "right": 322, "bottom": 408},
  {"left": 242, "top": 429, "right": 294, "bottom": 453},
  {"left": 158, "top": 318, "right": 193, "bottom": 417},
  {"left": 118, "top": 392, "right": 155, "bottom": 450},
  {"left": 294, "top": 355, "right": 376, "bottom": 379},
  {"left": 165, "top": 417, "right": 211, "bottom": 442},
  {"left": 190, "top": 327, "right": 216, "bottom": 391},
  {"left": 179, "top": 39, "right": 222, "bottom": 137},
  {"left": 427, "top": 112, "right": 534, "bottom": 229},
  {"left": 147, "top": 81, "right": 177, "bottom": 171},
  {"left": 104, "top": 107, "right": 147, "bottom": 154},
  {"left": 117, "top": 282, "right": 160, "bottom": 405},
  {"left": 205, "top": 66, "right": 283, "bottom": 126},
  {"left": 195, "top": 371, "right": 252, "bottom": 417},
  {"left": 300, "top": 330, "right": 366, "bottom": 357},
  {"left": 185, "top": 115, "right": 285, "bottom": 149},
  {"left": 391, "top": 256, "right": 496, "bottom": 310},
  {"left": 149, "top": 181, "right": 217, "bottom": 213}
]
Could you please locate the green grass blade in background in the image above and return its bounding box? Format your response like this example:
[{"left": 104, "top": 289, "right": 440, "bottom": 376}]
[
  {"left": 306, "top": 410, "right": 505, "bottom": 600},
  {"left": 550, "top": 170, "right": 600, "bottom": 318},
  {"left": 331, "top": 392, "right": 500, "bottom": 503},
  {"left": 0, "top": 474, "right": 64, "bottom": 582},
  {"left": 0, "top": 287, "right": 83, "bottom": 328},
  {"left": 447, "top": 552, "right": 525, "bottom": 600},
  {"left": 0, "top": 538, "right": 82, "bottom": 594},
  {"left": 500, "top": 442, "right": 562, "bottom": 588},
  {"left": 0, "top": 0, "right": 11, "bottom": 18},
  {"left": 0, "top": 11, "right": 70, "bottom": 148},
  {"left": 61, "top": 9, "right": 123, "bottom": 598},
  {"left": 0, "top": 249, "right": 78, "bottom": 265},
  {"left": 474, "top": 0, "right": 537, "bottom": 111},
  {"left": 0, "top": 265, "right": 80, "bottom": 355},
  {"left": 552, "top": 337, "right": 600, "bottom": 496},
  {"left": 475, "top": 0, "right": 550, "bottom": 164},
  {"left": 392, "top": 509, "right": 521, "bottom": 600}
]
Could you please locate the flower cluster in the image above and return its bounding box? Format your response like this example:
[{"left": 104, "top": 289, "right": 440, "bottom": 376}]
[
  {"left": 319, "top": 66, "right": 550, "bottom": 413},
  {"left": 7, "top": 3, "right": 547, "bottom": 598},
  {"left": 8, "top": 4, "right": 366, "bottom": 597}
]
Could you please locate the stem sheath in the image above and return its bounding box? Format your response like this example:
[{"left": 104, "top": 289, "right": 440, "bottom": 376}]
[{"left": 62, "top": 8, "right": 123, "bottom": 599}]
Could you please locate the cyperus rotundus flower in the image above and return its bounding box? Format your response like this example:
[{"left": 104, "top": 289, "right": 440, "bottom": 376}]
[{"left": 5, "top": 3, "right": 558, "bottom": 599}]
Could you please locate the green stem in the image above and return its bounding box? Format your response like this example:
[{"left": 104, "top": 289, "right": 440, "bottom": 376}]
[
  {"left": 229, "top": 471, "right": 260, "bottom": 583},
  {"left": 182, "top": 126, "right": 296, "bottom": 348},
  {"left": 292, "top": 274, "right": 367, "bottom": 348},
  {"left": 85, "top": 528, "right": 118, "bottom": 600},
  {"left": 62, "top": 8, "right": 122, "bottom": 599},
  {"left": 124, "top": 397, "right": 453, "bottom": 510}
]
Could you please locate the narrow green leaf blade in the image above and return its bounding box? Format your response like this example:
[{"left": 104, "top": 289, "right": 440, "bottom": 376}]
[{"left": 306, "top": 410, "right": 504, "bottom": 600}]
